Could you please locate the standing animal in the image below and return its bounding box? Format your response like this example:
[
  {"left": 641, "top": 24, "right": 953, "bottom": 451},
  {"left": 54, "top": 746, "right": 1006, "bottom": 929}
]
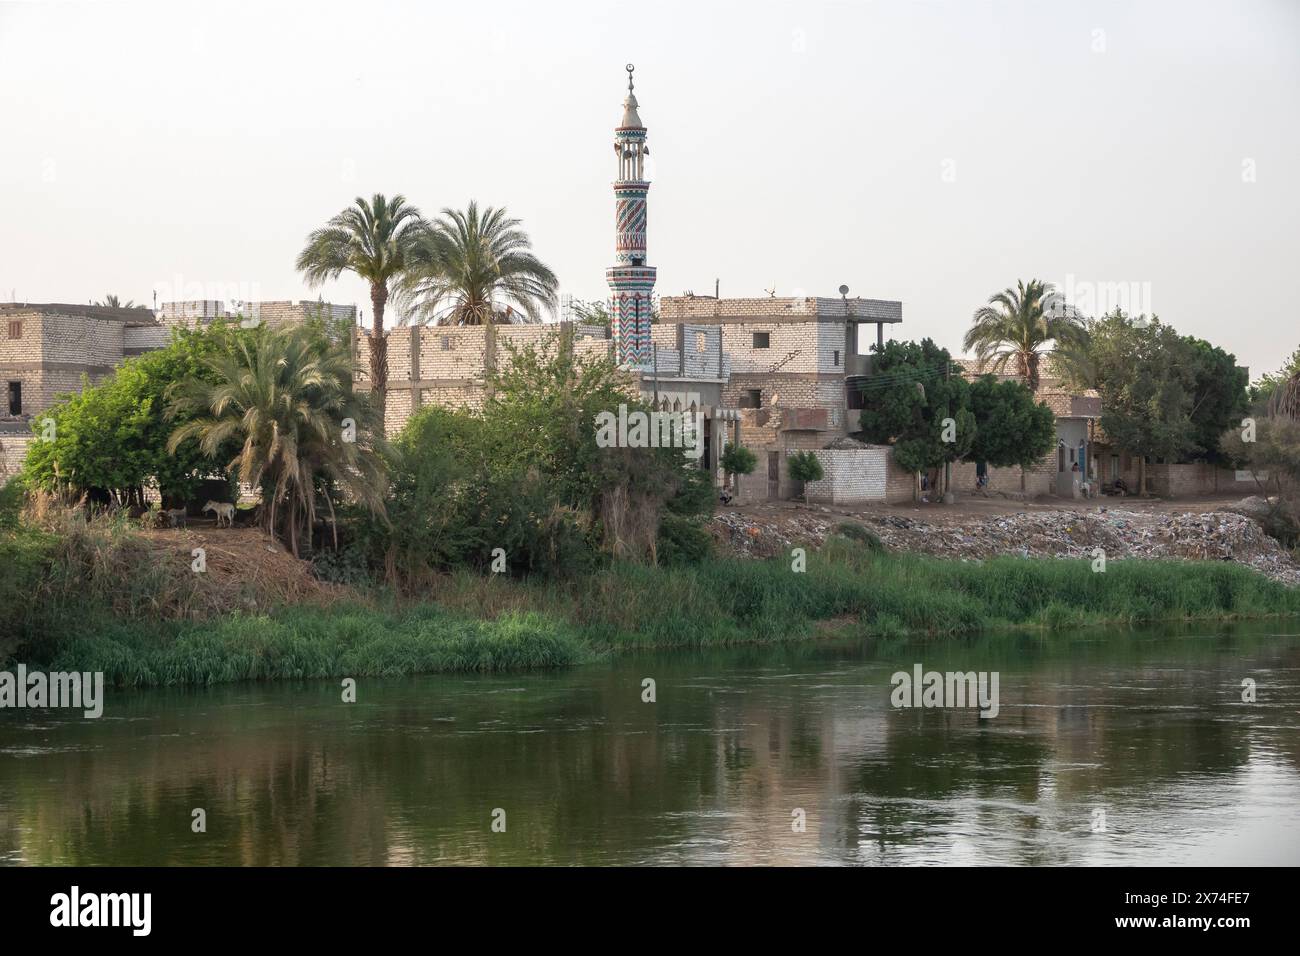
[
  {"left": 163, "top": 508, "right": 187, "bottom": 528},
  {"left": 202, "top": 501, "right": 236, "bottom": 528}
]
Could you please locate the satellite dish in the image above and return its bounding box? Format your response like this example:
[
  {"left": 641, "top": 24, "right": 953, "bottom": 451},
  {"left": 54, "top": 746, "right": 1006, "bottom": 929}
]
[{"left": 838, "top": 284, "right": 850, "bottom": 296}]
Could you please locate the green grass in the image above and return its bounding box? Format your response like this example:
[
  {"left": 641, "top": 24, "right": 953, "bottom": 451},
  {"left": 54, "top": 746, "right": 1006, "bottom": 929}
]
[
  {"left": 39, "top": 605, "right": 588, "bottom": 687},
  {"left": 10, "top": 531, "right": 1300, "bottom": 687}
]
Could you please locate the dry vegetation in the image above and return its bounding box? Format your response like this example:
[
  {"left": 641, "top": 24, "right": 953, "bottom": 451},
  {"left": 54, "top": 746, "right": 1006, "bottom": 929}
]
[{"left": 23, "top": 493, "right": 346, "bottom": 621}]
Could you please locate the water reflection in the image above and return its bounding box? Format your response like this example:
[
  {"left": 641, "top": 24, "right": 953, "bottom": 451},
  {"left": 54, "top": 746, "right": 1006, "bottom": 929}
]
[{"left": 2, "top": 625, "right": 1298, "bottom": 865}]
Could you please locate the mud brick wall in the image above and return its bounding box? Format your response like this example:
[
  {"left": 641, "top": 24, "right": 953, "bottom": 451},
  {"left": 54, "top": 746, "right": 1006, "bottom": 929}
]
[
  {"left": 884, "top": 449, "right": 916, "bottom": 503},
  {"left": 660, "top": 295, "right": 901, "bottom": 324},
  {"left": 0, "top": 433, "right": 32, "bottom": 485},
  {"left": 362, "top": 324, "right": 609, "bottom": 436},
  {"left": 648, "top": 324, "right": 724, "bottom": 378},
  {"left": 950, "top": 459, "right": 1048, "bottom": 497}
]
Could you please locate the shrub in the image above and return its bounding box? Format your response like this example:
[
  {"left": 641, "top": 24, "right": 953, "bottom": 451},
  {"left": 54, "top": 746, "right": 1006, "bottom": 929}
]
[
  {"left": 787, "top": 451, "right": 824, "bottom": 503},
  {"left": 833, "top": 522, "right": 886, "bottom": 552}
]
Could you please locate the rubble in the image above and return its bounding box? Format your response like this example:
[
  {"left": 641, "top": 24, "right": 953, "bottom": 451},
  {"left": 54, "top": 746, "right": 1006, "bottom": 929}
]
[{"left": 710, "top": 507, "right": 1300, "bottom": 585}]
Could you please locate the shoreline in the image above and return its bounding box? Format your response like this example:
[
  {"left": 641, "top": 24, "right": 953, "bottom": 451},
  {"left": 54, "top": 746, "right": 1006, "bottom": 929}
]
[{"left": 10, "top": 536, "right": 1300, "bottom": 688}]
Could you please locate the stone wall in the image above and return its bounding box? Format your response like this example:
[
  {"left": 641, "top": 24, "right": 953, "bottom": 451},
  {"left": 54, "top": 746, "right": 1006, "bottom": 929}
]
[{"left": 803, "top": 447, "right": 891, "bottom": 503}]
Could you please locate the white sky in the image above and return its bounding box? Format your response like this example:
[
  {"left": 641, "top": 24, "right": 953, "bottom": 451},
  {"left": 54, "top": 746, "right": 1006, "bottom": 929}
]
[{"left": 1, "top": 0, "right": 1297, "bottom": 377}]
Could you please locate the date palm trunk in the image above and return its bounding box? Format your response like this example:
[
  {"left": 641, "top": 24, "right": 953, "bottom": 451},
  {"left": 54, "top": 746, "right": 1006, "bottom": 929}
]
[{"left": 369, "top": 284, "right": 389, "bottom": 428}]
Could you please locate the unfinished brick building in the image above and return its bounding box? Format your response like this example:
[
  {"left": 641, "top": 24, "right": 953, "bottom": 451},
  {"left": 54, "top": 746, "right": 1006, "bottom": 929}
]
[
  {"left": 0, "top": 300, "right": 355, "bottom": 485},
  {"left": 1, "top": 302, "right": 168, "bottom": 480}
]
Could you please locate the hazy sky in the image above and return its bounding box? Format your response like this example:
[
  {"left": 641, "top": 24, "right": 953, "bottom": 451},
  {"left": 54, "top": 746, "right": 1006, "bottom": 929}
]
[{"left": 2, "top": 0, "right": 1297, "bottom": 377}]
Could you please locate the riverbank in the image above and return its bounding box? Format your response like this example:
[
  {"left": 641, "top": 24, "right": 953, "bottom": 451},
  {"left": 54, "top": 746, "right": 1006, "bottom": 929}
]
[
  {"left": 8, "top": 529, "right": 1300, "bottom": 687},
  {"left": 712, "top": 500, "right": 1300, "bottom": 584}
]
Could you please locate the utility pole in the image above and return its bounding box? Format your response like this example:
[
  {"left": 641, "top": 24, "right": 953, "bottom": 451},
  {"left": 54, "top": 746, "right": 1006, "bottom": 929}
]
[{"left": 943, "top": 360, "right": 955, "bottom": 504}]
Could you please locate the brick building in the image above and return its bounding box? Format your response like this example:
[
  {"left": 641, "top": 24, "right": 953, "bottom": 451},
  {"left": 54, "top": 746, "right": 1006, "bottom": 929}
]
[{"left": 0, "top": 300, "right": 354, "bottom": 486}]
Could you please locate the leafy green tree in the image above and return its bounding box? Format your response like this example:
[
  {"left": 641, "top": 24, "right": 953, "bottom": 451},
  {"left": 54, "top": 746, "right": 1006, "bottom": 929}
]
[
  {"left": 296, "top": 193, "right": 425, "bottom": 424},
  {"left": 167, "top": 323, "right": 388, "bottom": 556},
  {"left": 857, "top": 339, "right": 974, "bottom": 485},
  {"left": 1182, "top": 336, "right": 1249, "bottom": 464},
  {"left": 379, "top": 333, "right": 704, "bottom": 580},
  {"left": 399, "top": 201, "right": 558, "bottom": 326},
  {"left": 964, "top": 279, "right": 1090, "bottom": 391},
  {"left": 1086, "top": 310, "right": 1197, "bottom": 495},
  {"left": 787, "top": 450, "right": 824, "bottom": 504},
  {"left": 966, "top": 376, "right": 1057, "bottom": 478},
  {"left": 720, "top": 442, "right": 757, "bottom": 492},
  {"left": 22, "top": 323, "right": 249, "bottom": 506},
  {"left": 569, "top": 298, "right": 613, "bottom": 330}
]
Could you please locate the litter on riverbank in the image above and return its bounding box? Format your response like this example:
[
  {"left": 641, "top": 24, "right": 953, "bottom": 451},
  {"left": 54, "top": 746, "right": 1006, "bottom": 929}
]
[{"left": 711, "top": 506, "right": 1300, "bottom": 585}]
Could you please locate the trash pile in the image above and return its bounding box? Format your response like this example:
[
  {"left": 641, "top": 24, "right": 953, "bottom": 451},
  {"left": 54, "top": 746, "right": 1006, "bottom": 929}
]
[{"left": 710, "top": 507, "right": 1300, "bottom": 585}]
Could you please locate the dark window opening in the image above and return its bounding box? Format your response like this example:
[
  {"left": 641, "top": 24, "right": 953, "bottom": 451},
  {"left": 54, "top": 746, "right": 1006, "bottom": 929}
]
[
  {"left": 6, "top": 381, "right": 20, "bottom": 416},
  {"left": 740, "top": 389, "right": 762, "bottom": 409},
  {"left": 7, "top": 321, "right": 20, "bottom": 340},
  {"left": 752, "top": 332, "right": 770, "bottom": 349},
  {"left": 847, "top": 384, "right": 865, "bottom": 409},
  {"left": 833, "top": 350, "right": 840, "bottom": 367}
]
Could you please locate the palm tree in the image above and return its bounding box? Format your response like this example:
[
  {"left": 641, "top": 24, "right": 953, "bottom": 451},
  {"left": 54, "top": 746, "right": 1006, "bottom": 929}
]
[
  {"left": 95, "top": 294, "right": 138, "bottom": 308},
  {"left": 398, "top": 201, "right": 558, "bottom": 326},
  {"left": 964, "top": 279, "right": 1089, "bottom": 392},
  {"left": 166, "top": 323, "right": 388, "bottom": 557},
  {"left": 296, "top": 193, "right": 424, "bottom": 423}
]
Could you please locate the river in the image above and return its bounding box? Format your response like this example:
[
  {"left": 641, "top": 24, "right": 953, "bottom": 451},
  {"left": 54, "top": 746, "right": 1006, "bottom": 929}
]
[{"left": 3, "top": 624, "right": 1299, "bottom": 865}]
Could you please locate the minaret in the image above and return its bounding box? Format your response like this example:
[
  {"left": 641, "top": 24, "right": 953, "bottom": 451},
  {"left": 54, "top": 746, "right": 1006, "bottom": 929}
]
[{"left": 606, "top": 63, "right": 656, "bottom": 368}]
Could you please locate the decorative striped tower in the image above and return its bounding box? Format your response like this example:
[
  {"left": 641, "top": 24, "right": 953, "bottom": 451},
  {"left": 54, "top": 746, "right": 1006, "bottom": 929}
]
[{"left": 606, "top": 64, "right": 656, "bottom": 368}]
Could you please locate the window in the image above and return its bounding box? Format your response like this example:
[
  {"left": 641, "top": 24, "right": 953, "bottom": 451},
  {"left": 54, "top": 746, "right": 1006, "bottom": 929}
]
[
  {"left": 752, "top": 332, "right": 770, "bottom": 349},
  {"left": 833, "top": 350, "right": 840, "bottom": 367},
  {"left": 6, "top": 381, "right": 20, "bottom": 416},
  {"left": 847, "top": 384, "right": 865, "bottom": 409},
  {"left": 740, "top": 389, "right": 762, "bottom": 408},
  {"left": 440, "top": 335, "right": 452, "bottom": 350},
  {"left": 1110, "top": 455, "right": 1119, "bottom": 480},
  {"left": 7, "top": 320, "right": 20, "bottom": 340}
]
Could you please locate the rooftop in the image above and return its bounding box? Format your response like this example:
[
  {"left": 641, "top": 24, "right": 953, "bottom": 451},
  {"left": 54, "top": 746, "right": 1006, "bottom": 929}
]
[
  {"left": 0, "top": 302, "right": 160, "bottom": 326},
  {"left": 660, "top": 295, "right": 903, "bottom": 324}
]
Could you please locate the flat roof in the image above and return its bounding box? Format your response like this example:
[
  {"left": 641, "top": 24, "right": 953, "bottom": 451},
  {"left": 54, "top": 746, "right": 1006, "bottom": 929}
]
[
  {"left": 0, "top": 303, "right": 160, "bottom": 325},
  {"left": 660, "top": 295, "right": 903, "bottom": 324}
]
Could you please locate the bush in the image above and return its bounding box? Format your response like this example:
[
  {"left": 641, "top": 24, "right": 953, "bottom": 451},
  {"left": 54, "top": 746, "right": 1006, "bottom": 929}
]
[
  {"left": 788, "top": 451, "right": 824, "bottom": 502},
  {"left": 656, "top": 512, "right": 713, "bottom": 566},
  {"left": 720, "top": 442, "right": 757, "bottom": 487},
  {"left": 0, "top": 476, "right": 25, "bottom": 530},
  {"left": 833, "top": 522, "right": 886, "bottom": 552}
]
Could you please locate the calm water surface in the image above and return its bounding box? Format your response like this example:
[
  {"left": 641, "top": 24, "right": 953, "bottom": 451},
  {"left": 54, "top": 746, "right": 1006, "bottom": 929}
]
[{"left": 2, "top": 625, "right": 1299, "bottom": 865}]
